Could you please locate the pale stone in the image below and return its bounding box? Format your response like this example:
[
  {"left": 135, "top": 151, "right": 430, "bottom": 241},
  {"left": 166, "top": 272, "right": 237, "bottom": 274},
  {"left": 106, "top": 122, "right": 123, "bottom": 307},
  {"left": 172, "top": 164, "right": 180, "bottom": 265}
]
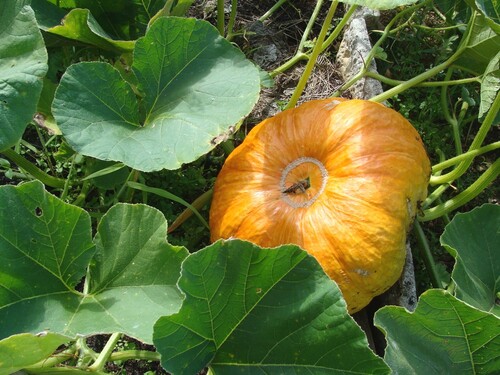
[{"left": 336, "top": 7, "right": 384, "bottom": 100}]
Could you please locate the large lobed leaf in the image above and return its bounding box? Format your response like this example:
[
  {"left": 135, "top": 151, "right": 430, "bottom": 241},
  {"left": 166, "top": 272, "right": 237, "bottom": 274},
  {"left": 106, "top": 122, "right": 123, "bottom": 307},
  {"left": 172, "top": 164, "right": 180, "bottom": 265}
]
[
  {"left": 154, "top": 239, "right": 389, "bottom": 374},
  {"left": 0, "top": 181, "right": 188, "bottom": 343},
  {"left": 437, "top": 0, "right": 500, "bottom": 33},
  {"left": 52, "top": 17, "right": 261, "bottom": 172},
  {"left": 0, "top": 333, "right": 71, "bottom": 374},
  {"left": 0, "top": 0, "right": 48, "bottom": 150},
  {"left": 479, "top": 51, "right": 499, "bottom": 123},
  {"left": 39, "top": 7, "right": 135, "bottom": 52},
  {"left": 466, "top": 0, "right": 500, "bottom": 33},
  {"left": 454, "top": 14, "right": 500, "bottom": 75},
  {"left": 375, "top": 289, "right": 500, "bottom": 374},
  {"left": 33, "top": 0, "right": 167, "bottom": 40},
  {"left": 441, "top": 203, "right": 500, "bottom": 316}
]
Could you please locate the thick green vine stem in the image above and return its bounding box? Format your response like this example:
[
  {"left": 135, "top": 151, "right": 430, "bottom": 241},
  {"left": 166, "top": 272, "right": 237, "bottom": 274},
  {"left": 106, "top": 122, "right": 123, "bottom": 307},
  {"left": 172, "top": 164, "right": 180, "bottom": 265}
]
[
  {"left": 270, "top": 0, "right": 325, "bottom": 77},
  {"left": 225, "top": 0, "right": 238, "bottom": 41},
  {"left": 270, "top": 52, "right": 308, "bottom": 78},
  {"left": 88, "top": 333, "right": 122, "bottom": 372},
  {"left": 271, "top": 3, "right": 357, "bottom": 80},
  {"left": 332, "top": 0, "right": 429, "bottom": 97},
  {"left": 24, "top": 367, "right": 107, "bottom": 374},
  {"left": 216, "top": 0, "right": 225, "bottom": 35},
  {"left": 109, "top": 349, "right": 161, "bottom": 362},
  {"left": 319, "top": 4, "right": 358, "bottom": 54},
  {"left": 285, "top": 1, "right": 339, "bottom": 109},
  {"left": 259, "top": 0, "right": 290, "bottom": 23},
  {"left": 430, "top": 90, "right": 500, "bottom": 186},
  {"left": 24, "top": 345, "right": 77, "bottom": 371},
  {"left": 72, "top": 179, "right": 91, "bottom": 206},
  {"left": 431, "top": 141, "right": 500, "bottom": 173},
  {"left": 421, "top": 158, "right": 499, "bottom": 221},
  {"left": 75, "top": 336, "right": 98, "bottom": 368},
  {"left": 422, "top": 184, "right": 450, "bottom": 209},
  {"left": 370, "top": 9, "right": 475, "bottom": 103},
  {"left": 422, "top": 92, "right": 500, "bottom": 218},
  {"left": 370, "top": 44, "right": 464, "bottom": 103},
  {"left": 413, "top": 221, "right": 444, "bottom": 288},
  {"left": 1, "top": 148, "right": 66, "bottom": 188},
  {"left": 441, "top": 68, "right": 463, "bottom": 156},
  {"left": 364, "top": 71, "right": 481, "bottom": 87},
  {"left": 60, "top": 154, "right": 77, "bottom": 201},
  {"left": 297, "top": 0, "right": 325, "bottom": 52}
]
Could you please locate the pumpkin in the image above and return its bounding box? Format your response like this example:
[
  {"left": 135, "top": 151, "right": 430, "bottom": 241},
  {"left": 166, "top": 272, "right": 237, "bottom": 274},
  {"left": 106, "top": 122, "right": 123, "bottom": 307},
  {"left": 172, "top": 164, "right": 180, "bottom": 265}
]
[{"left": 209, "top": 98, "right": 430, "bottom": 313}]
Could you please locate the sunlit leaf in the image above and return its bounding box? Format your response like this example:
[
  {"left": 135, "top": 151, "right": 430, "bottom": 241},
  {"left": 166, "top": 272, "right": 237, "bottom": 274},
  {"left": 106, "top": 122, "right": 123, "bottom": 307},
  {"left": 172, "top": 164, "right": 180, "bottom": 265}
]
[
  {"left": 154, "top": 239, "right": 389, "bottom": 374},
  {"left": 455, "top": 14, "right": 500, "bottom": 74},
  {"left": 441, "top": 204, "right": 500, "bottom": 316},
  {"left": 479, "top": 52, "right": 500, "bottom": 122},
  {"left": 375, "top": 289, "right": 500, "bottom": 374},
  {"left": 435, "top": 0, "right": 472, "bottom": 25},
  {"left": 34, "top": 0, "right": 163, "bottom": 40},
  {"left": 0, "top": 333, "right": 71, "bottom": 374},
  {"left": 465, "top": 0, "right": 500, "bottom": 33},
  {"left": 0, "top": 0, "right": 48, "bottom": 150},
  {"left": 53, "top": 17, "right": 261, "bottom": 172},
  {"left": 42, "top": 8, "right": 135, "bottom": 52},
  {"left": 0, "top": 181, "right": 188, "bottom": 343}
]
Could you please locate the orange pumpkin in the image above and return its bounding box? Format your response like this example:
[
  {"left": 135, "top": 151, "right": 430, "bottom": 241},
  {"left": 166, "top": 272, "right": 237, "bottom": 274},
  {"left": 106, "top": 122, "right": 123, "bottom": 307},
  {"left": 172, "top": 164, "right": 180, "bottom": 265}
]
[{"left": 209, "top": 98, "right": 430, "bottom": 313}]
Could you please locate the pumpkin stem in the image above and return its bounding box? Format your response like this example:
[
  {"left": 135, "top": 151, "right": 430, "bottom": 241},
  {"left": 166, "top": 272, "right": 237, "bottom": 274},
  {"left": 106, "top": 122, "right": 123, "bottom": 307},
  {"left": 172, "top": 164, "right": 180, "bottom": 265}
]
[
  {"left": 280, "top": 157, "right": 328, "bottom": 208},
  {"left": 283, "top": 177, "right": 311, "bottom": 194}
]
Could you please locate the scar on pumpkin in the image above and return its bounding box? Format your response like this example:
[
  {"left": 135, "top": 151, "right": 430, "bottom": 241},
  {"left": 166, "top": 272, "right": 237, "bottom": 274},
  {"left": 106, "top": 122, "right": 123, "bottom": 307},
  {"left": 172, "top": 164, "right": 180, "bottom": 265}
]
[{"left": 324, "top": 99, "right": 343, "bottom": 110}]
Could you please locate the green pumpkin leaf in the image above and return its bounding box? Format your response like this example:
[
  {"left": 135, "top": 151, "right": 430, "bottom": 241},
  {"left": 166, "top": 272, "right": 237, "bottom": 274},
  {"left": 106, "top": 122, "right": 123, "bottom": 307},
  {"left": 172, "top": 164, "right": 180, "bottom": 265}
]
[
  {"left": 53, "top": 17, "right": 261, "bottom": 172},
  {"left": 40, "top": 8, "right": 135, "bottom": 52},
  {"left": 479, "top": 52, "right": 500, "bottom": 123},
  {"left": 435, "top": 0, "right": 471, "bottom": 25},
  {"left": 465, "top": 0, "right": 500, "bottom": 33},
  {"left": 0, "top": 333, "right": 71, "bottom": 374},
  {"left": 375, "top": 289, "right": 500, "bottom": 374},
  {"left": 0, "top": 0, "right": 48, "bottom": 150},
  {"left": 34, "top": 0, "right": 166, "bottom": 40},
  {"left": 154, "top": 239, "right": 388, "bottom": 375},
  {"left": 455, "top": 14, "right": 500, "bottom": 75},
  {"left": 0, "top": 181, "right": 95, "bottom": 327},
  {"left": 0, "top": 181, "right": 188, "bottom": 343},
  {"left": 440, "top": 204, "right": 500, "bottom": 317}
]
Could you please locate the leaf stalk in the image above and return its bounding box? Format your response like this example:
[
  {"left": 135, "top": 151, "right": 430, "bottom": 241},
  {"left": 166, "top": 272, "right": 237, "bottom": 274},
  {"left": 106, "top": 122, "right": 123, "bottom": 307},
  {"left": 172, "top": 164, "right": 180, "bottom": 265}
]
[
  {"left": 1, "top": 148, "right": 66, "bottom": 188},
  {"left": 421, "top": 158, "right": 499, "bottom": 221},
  {"left": 285, "top": 1, "right": 340, "bottom": 109},
  {"left": 430, "top": 90, "right": 500, "bottom": 185},
  {"left": 88, "top": 333, "right": 123, "bottom": 372},
  {"left": 413, "top": 221, "right": 443, "bottom": 288}
]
